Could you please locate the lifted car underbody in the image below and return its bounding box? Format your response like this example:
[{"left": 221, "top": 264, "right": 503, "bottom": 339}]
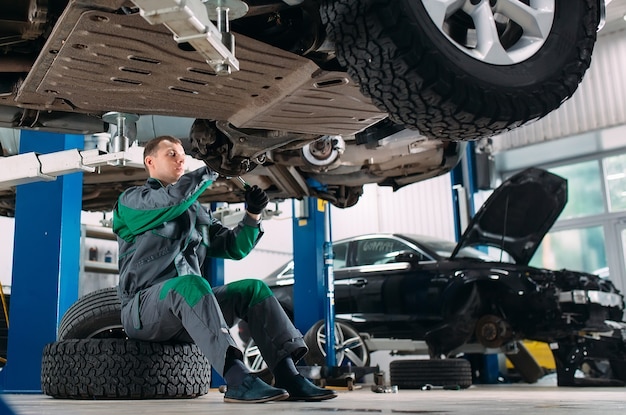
[{"left": 0, "top": 0, "right": 605, "bottom": 213}]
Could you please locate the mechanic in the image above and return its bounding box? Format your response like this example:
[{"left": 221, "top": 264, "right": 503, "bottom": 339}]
[{"left": 112, "top": 135, "right": 337, "bottom": 403}]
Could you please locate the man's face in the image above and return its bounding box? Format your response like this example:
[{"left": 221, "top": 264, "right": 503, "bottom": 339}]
[{"left": 145, "top": 140, "right": 186, "bottom": 185}]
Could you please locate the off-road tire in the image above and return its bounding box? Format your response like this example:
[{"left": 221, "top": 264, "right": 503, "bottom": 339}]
[
  {"left": 390, "top": 359, "right": 472, "bottom": 389},
  {"left": 321, "top": 0, "right": 598, "bottom": 141},
  {"left": 58, "top": 287, "right": 124, "bottom": 340},
  {"left": 41, "top": 339, "right": 211, "bottom": 399}
]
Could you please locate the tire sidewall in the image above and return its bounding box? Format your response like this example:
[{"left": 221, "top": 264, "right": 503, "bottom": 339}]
[{"left": 58, "top": 287, "right": 123, "bottom": 340}]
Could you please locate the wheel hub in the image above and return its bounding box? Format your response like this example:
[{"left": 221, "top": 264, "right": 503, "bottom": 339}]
[
  {"left": 422, "top": 0, "right": 555, "bottom": 65},
  {"left": 474, "top": 314, "right": 513, "bottom": 348}
]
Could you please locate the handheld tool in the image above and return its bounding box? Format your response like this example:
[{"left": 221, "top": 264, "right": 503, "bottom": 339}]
[{"left": 235, "top": 176, "right": 250, "bottom": 189}]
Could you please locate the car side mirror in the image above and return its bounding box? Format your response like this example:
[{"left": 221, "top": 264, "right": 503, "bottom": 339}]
[{"left": 395, "top": 251, "right": 420, "bottom": 263}]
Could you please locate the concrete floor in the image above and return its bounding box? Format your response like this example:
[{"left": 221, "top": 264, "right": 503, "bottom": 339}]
[
  {"left": 3, "top": 376, "right": 626, "bottom": 415},
  {"left": 3, "top": 351, "right": 625, "bottom": 414}
]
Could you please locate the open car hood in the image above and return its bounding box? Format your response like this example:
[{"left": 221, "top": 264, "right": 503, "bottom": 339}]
[{"left": 450, "top": 167, "right": 568, "bottom": 265}]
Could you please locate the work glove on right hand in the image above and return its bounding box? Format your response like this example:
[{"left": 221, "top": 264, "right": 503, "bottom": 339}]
[{"left": 245, "top": 185, "right": 269, "bottom": 215}]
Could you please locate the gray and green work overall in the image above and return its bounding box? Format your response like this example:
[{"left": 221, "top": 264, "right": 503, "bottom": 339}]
[{"left": 113, "top": 166, "right": 306, "bottom": 377}]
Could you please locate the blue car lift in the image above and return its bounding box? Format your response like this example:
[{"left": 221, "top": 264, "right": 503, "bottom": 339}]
[
  {"left": 292, "top": 197, "right": 381, "bottom": 388},
  {"left": 451, "top": 141, "right": 500, "bottom": 384},
  {"left": 0, "top": 131, "right": 84, "bottom": 394}
]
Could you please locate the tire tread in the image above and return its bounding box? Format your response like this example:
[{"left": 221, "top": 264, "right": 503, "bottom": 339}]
[
  {"left": 41, "top": 339, "right": 211, "bottom": 399},
  {"left": 321, "top": 0, "right": 598, "bottom": 140}
]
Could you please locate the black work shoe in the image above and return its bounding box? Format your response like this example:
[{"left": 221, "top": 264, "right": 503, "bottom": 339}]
[
  {"left": 275, "top": 374, "right": 338, "bottom": 402},
  {"left": 224, "top": 374, "right": 289, "bottom": 403}
]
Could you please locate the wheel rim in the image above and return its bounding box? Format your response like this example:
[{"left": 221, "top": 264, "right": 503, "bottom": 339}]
[
  {"left": 85, "top": 325, "right": 127, "bottom": 339},
  {"left": 243, "top": 340, "right": 268, "bottom": 371},
  {"left": 422, "top": 0, "right": 555, "bottom": 65},
  {"left": 314, "top": 322, "right": 369, "bottom": 367}
]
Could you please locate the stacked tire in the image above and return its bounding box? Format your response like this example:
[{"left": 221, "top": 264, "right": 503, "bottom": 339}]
[
  {"left": 41, "top": 287, "right": 211, "bottom": 399},
  {"left": 390, "top": 359, "right": 472, "bottom": 390}
]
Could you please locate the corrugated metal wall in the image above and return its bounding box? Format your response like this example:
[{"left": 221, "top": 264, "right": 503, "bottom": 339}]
[
  {"left": 331, "top": 175, "right": 456, "bottom": 241},
  {"left": 491, "top": 28, "right": 626, "bottom": 153}
]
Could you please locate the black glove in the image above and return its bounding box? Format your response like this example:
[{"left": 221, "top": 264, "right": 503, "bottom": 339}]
[{"left": 245, "top": 185, "right": 269, "bottom": 214}]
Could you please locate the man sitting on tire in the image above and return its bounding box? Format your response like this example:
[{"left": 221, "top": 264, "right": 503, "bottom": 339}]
[{"left": 113, "top": 135, "right": 337, "bottom": 403}]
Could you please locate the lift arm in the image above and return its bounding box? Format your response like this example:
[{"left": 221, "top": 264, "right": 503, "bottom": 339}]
[
  {"left": 0, "top": 145, "right": 205, "bottom": 190},
  {"left": 132, "top": 0, "right": 248, "bottom": 75}
]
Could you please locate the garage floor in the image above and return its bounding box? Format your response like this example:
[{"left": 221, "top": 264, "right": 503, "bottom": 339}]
[{"left": 4, "top": 378, "right": 626, "bottom": 415}]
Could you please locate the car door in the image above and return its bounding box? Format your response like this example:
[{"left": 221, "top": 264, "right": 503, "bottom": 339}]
[
  {"left": 345, "top": 236, "right": 444, "bottom": 327},
  {"left": 343, "top": 237, "right": 417, "bottom": 313},
  {"left": 330, "top": 240, "right": 356, "bottom": 314}
]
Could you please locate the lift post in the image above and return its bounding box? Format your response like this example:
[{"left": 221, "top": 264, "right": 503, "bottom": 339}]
[
  {"left": 205, "top": 202, "right": 226, "bottom": 389},
  {"left": 450, "top": 141, "right": 500, "bottom": 384},
  {"left": 322, "top": 201, "right": 336, "bottom": 367},
  {"left": 0, "top": 131, "right": 84, "bottom": 393},
  {"left": 292, "top": 198, "right": 381, "bottom": 388},
  {"left": 292, "top": 197, "right": 327, "bottom": 332}
]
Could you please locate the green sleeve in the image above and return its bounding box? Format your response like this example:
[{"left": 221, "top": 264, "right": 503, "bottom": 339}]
[
  {"left": 205, "top": 214, "right": 263, "bottom": 260},
  {"left": 113, "top": 167, "right": 213, "bottom": 242}
]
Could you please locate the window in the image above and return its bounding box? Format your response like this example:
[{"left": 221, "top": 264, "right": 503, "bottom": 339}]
[
  {"left": 529, "top": 226, "right": 606, "bottom": 274},
  {"left": 604, "top": 153, "right": 626, "bottom": 213},
  {"left": 353, "top": 238, "right": 415, "bottom": 266},
  {"left": 498, "top": 136, "right": 626, "bottom": 292},
  {"left": 550, "top": 161, "right": 604, "bottom": 219},
  {"left": 333, "top": 242, "right": 348, "bottom": 269}
]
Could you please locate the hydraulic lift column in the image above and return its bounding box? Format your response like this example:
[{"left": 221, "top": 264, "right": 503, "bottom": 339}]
[
  {"left": 205, "top": 202, "right": 226, "bottom": 388},
  {"left": 292, "top": 197, "right": 377, "bottom": 387},
  {"left": 0, "top": 131, "right": 84, "bottom": 392},
  {"left": 292, "top": 197, "right": 328, "bottom": 335},
  {"left": 292, "top": 196, "right": 337, "bottom": 366},
  {"left": 451, "top": 141, "right": 500, "bottom": 384}
]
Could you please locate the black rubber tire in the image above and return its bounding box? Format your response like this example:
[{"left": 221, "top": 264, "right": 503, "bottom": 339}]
[
  {"left": 41, "top": 339, "right": 211, "bottom": 399},
  {"left": 58, "top": 287, "right": 124, "bottom": 340},
  {"left": 390, "top": 359, "right": 472, "bottom": 389},
  {"left": 321, "top": 0, "right": 598, "bottom": 141},
  {"left": 303, "top": 320, "right": 369, "bottom": 367},
  {"left": 505, "top": 341, "right": 545, "bottom": 384}
]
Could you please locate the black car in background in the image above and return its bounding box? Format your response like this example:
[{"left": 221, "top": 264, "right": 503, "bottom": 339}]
[{"left": 241, "top": 168, "right": 626, "bottom": 386}]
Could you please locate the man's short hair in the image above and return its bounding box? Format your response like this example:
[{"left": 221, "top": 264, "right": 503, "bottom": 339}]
[{"left": 143, "top": 136, "right": 183, "bottom": 168}]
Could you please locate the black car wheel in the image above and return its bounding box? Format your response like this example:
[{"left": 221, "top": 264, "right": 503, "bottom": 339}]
[
  {"left": 58, "top": 287, "right": 124, "bottom": 340},
  {"left": 243, "top": 339, "right": 268, "bottom": 372},
  {"left": 240, "top": 339, "right": 286, "bottom": 385},
  {"left": 390, "top": 359, "right": 472, "bottom": 389},
  {"left": 303, "top": 320, "right": 370, "bottom": 367},
  {"left": 41, "top": 339, "right": 211, "bottom": 399},
  {"left": 321, "top": 0, "right": 598, "bottom": 140}
]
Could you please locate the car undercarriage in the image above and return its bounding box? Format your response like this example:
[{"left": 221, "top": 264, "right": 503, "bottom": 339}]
[{"left": 0, "top": 0, "right": 604, "bottom": 213}]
